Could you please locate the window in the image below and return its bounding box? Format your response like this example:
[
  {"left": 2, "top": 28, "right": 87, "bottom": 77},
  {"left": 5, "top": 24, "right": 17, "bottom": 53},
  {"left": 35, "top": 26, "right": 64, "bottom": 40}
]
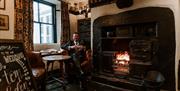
[{"left": 33, "top": 1, "right": 56, "bottom": 43}]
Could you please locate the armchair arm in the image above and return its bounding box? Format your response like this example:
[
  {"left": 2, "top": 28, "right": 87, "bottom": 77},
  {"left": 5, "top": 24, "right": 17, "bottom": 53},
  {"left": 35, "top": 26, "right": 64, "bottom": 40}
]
[{"left": 27, "top": 51, "right": 45, "bottom": 68}]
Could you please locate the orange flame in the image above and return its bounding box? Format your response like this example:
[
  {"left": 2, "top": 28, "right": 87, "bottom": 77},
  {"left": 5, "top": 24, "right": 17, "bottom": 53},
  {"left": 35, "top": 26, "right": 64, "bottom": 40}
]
[
  {"left": 119, "top": 61, "right": 125, "bottom": 65},
  {"left": 116, "top": 51, "right": 130, "bottom": 61}
]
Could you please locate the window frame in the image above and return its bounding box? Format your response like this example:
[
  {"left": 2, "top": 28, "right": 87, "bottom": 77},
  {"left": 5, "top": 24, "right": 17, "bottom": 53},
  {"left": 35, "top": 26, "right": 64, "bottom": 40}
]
[{"left": 33, "top": 0, "right": 57, "bottom": 44}]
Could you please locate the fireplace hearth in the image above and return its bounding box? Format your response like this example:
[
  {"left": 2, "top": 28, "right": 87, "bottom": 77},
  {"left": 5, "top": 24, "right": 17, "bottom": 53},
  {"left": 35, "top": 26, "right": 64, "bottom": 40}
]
[{"left": 92, "top": 7, "right": 175, "bottom": 91}]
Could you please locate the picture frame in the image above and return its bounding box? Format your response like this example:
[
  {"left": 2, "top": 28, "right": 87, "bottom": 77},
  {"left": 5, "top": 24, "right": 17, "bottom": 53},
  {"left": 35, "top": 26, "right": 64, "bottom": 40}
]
[
  {"left": 0, "top": 14, "right": 9, "bottom": 30},
  {"left": 0, "top": 0, "right": 5, "bottom": 10}
]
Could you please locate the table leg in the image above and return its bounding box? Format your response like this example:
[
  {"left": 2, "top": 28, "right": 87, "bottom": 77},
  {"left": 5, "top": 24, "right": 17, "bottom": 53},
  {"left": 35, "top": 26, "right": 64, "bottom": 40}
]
[{"left": 59, "top": 61, "right": 66, "bottom": 78}]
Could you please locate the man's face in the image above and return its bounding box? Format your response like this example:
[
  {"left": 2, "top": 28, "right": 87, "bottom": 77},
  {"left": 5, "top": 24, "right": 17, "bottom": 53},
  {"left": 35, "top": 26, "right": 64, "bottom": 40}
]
[{"left": 73, "top": 34, "right": 80, "bottom": 41}]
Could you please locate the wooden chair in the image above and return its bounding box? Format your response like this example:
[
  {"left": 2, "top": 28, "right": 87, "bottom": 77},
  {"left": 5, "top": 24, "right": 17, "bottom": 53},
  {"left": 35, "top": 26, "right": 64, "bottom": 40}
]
[
  {"left": 27, "top": 51, "right": 46, "bottom": 91},
  {"left": 80, "top": 49, "right": 93, "bottom": 90},
  {"left": 81, "top": 49, "right": 93, "bottom": 74}
]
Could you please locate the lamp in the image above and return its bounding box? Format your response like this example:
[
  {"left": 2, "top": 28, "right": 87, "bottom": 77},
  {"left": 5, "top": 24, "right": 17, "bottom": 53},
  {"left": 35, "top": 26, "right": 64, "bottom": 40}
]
[{"left": 68, "top": 2, "right": 90, "bottom": 18}]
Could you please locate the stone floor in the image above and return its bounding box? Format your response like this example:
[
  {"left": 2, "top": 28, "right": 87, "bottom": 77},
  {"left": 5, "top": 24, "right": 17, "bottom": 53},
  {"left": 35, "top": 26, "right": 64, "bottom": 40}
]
[
  {"left": 45, "top": 71, "right": 170, "bottom": 91},
  {"left": 46, "top": 81, "right": 81, "bottom": 91},
  {"left": 46, "top": 72, "right": 82, "bottom": 91},
  {"left": 46, "top": 79, "right": 170, "bottom": 91}
]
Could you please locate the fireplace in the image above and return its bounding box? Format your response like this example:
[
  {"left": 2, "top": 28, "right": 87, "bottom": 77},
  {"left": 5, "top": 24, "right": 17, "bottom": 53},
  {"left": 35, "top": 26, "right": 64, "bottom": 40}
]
[
  {"left": 92, "top": 7, "right": 175, "bottom": 91},
  {"left": 111, "top": 38, "right": 158, "bottom": 79}
]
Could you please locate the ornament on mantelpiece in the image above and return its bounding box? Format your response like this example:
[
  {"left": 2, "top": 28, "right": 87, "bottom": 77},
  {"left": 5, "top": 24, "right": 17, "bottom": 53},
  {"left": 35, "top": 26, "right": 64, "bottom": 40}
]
[{"left": 116, "top": 0, "right": 133, "bottom": 9}]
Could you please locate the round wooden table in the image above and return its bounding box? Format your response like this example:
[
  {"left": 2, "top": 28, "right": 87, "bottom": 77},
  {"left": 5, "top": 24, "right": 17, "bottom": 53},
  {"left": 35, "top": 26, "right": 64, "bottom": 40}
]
[
  {"left": 42, "top": 55, "right": 71, "bottom": 89},
  {"left": 43, "top": 55, "right": 71, "bottom": 75},
  {"left": 43, "top": 55, "right": 71, "bottom": 62}
]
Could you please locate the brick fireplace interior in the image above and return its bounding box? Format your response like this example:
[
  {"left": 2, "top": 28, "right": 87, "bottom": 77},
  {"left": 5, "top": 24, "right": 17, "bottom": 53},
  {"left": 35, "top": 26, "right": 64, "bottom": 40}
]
[{"left": 92, "top": 7, "right": 175, "bottom": 91}]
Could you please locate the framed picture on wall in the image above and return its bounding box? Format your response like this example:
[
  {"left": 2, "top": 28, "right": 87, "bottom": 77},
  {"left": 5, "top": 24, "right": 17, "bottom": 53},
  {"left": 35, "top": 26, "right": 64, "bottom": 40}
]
[
  {"left": 0, "top": 14, "right": 9, "bottom": 30},
  {"left": 0, "top": 0, "right": 5, "bottom": 10}
]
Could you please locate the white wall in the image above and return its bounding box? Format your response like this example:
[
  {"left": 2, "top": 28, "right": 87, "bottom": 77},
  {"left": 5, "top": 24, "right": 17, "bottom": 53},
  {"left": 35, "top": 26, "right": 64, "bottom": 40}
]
[
  {"left": 91, "top": 0, "right": 180, "bottom": 90},
  {"left": 0, "top": 0, "right": 14, "bottom": 39}
]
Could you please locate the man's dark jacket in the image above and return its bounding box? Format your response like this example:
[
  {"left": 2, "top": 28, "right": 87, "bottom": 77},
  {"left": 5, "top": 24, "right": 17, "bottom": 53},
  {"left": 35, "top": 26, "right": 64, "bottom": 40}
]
[{"left": 61, "top": 40, "right": 86, "bottom": 58}]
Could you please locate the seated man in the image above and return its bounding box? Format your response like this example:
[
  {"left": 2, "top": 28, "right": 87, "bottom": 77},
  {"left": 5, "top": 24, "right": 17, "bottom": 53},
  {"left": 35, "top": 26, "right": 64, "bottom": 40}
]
[{"left": 61, "top": 32, "right": 86, "bottom": 82}]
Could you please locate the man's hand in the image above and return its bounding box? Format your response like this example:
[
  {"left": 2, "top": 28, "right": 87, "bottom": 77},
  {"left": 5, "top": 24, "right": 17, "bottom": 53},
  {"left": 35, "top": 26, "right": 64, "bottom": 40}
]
[
  {"left": 76, "top": 45, "right": 84, "bottom": 50},
  {"left": 69, "top": 45, "right": 85, "bottom": 51},
  {"left": 69, "top": 45, "right": 76, "bottom": 49}
]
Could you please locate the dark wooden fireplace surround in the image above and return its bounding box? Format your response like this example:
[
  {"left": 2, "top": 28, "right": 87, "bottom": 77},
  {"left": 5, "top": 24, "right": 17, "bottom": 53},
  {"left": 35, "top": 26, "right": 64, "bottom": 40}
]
[{"left": 92, "top": 7, "right": 175, "bottom": 91}]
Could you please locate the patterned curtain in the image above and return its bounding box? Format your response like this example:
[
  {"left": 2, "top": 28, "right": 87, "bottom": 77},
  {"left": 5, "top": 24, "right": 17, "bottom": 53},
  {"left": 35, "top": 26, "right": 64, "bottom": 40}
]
[
  {"left": 61, "top": 1, "right": 70, "bottom": 43},
  {"left": 14, "top": 0, "right": 34, "bottom": 52}
]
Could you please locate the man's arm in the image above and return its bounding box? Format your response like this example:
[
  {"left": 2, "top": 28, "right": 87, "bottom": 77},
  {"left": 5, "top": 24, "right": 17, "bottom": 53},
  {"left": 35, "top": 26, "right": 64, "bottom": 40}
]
[
  {"left": 61, "top": 41, "right": 71, "bottom": 50},
  {"left": 61, "top": 41, "right": 79, "bottom": 51}
]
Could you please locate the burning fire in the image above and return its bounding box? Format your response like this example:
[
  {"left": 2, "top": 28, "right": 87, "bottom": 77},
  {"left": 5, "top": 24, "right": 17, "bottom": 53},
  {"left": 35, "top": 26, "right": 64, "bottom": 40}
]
[
  {"left": 116, "top": 51, "right": 130, "bottom": 61},
  {"left": 113, "top": 51, "right": 130, "bottom": 74}
]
